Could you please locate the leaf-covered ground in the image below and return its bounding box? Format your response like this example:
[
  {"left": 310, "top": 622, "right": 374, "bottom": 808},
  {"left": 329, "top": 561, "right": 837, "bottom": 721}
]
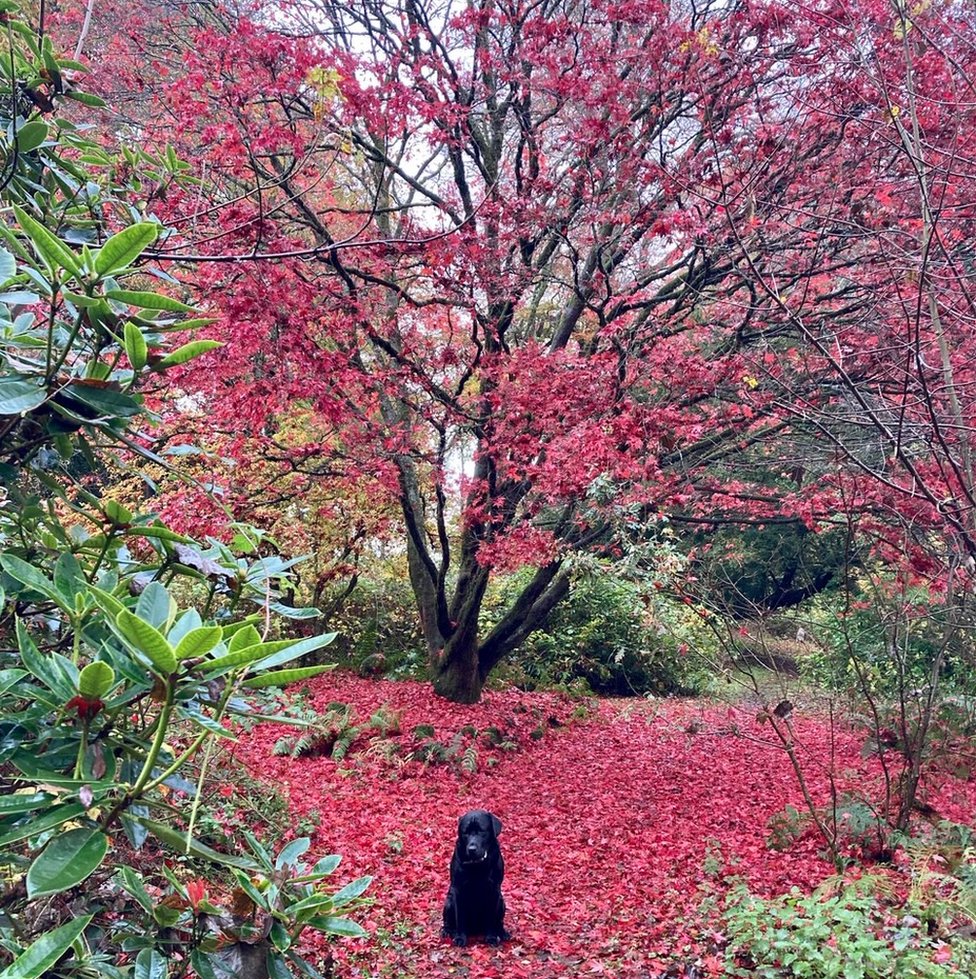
[{"left": 234, "top": 675, "right": 976, "bottom": 978}]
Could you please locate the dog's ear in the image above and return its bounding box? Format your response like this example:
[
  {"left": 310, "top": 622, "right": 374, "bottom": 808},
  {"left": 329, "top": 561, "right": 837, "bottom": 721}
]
[{"left": 491, "top": 814, "right": 502, "bottom": 837}]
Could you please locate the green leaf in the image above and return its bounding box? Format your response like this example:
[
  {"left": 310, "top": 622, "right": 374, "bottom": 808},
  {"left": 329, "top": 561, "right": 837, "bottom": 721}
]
[
  {"left": 156, "top": 339, "right": 223, "bottom": 368},
  {"left": 53, "top": 552, "right": 85, "bottom": 606},
  {"left": 93, "top": 223, "right": 159, "bottom": 277},
  {"left": 0, "top": 803, "right": 85, "bottom": 847},
  {"left": 137, "top": 817, "right": 258, "bottom": 870},
  {"left": 26, "top": 827, "right": 108, "bottom": 898},
  {"left": 64, "top": 90, "right": 107, "bottom": 107},
  {"left": 115, "top": 610, "right": 177, "bottom": 675},
  {"left": 135, "top": 581, "right": 176, "bottom": 631},
  {"left": 229, "top": 623, "right": 262, "bottom": 651},
  {"left": 275, "top": 838, "right": 311, "bottom": 870},
  {"left": 0, "top": 378, "right": 46, "bottom": 415},
  {"left": 241, "top": 665, "right": 334, "bottom": 689},
  {"left": 0, "top": 668, "right": 27, "bottom": 696},
  {"left": 60, "top": 382, "right": 142, "bottom": 418},
  {"left": 107, "top": 289, "right": 196, "bottom": 313},
  {"left": 88, "top": 585, "right": 126, "bottom": 620},
  {"left": 12, "top": 205, "right": 82, "bottom": 279},
  {"left": 122, "top": 525, "right": 193, "bottom": 543},
  {"left": 311, "top": 854, "right": 342, "bottom": 875},
  {"left": 305, "top": 915, "right": 368, "bottom": 938},
  {"left": 0, "top": 915, "right": 92, "bottom": 979},
  {"left": 134, "top": 948, "right": 169, "bottom": 979},
  {"left": 0, "top": 247, "right": 15, "bottom": 282},
  {"left": 1, "top": 554, "right": 62, "bottom": 605},
  {"left": 206, "top": 633, "right": 337, "bottom": 676},
  {"left": 14, "top": 121, "right": 49, "bottom": 153},
  {"left": 329, "top": 875, "right": 372, "bottom": 905},
  {"left": 16, "top": 619, "right": 75, "bottom": 700},
  {"left": 174, "top": 626, "right": 223, "bottom": 660},
  {"left": 62, "top": 291, "right": 106, "bottom": 308},
  {"left": 78, "top": 661, "right": 115, "bottom": 698},
  {"left": 124, "top": 321, "right": 148, "bottom": 371},
  {"left": 117, "top": 867, "right": 154, "bottom": 914},
  {"left": 0, "top": 791, "right": 53, "bottom": 816}
]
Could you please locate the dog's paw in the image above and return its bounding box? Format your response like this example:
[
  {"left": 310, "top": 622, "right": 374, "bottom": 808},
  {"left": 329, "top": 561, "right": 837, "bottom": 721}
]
[
  {"left": 452, "top": 934, "right": 468, "bottom": 947},
  {"left": 485, "top": 933, "right": 504, "bottom": 946}
]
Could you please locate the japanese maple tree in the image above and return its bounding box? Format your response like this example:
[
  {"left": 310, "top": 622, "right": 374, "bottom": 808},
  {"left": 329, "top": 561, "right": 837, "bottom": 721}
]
[{"left": 71, "top": 0, "right": 976, "bottom": 701}]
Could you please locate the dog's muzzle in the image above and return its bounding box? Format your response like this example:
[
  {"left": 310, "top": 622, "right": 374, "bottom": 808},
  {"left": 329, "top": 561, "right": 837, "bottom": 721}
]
[{"left": 463, "top": 850, "right": 489, "bottom": 865}]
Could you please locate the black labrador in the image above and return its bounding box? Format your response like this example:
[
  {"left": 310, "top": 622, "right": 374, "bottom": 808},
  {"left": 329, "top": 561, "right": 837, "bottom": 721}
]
[{"left": 441, "top": 809, "right": 510, "bottom": 946}]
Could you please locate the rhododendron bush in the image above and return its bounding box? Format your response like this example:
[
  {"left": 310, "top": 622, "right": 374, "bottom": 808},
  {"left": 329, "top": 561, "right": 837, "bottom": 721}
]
[{"left": 52, "top": 0, "right": 976, "bottom": 703}]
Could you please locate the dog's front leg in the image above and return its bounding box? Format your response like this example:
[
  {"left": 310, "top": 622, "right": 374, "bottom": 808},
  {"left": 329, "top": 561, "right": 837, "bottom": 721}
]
[{"left": 442, "top": 888, "right": 467, "bottom": 945}]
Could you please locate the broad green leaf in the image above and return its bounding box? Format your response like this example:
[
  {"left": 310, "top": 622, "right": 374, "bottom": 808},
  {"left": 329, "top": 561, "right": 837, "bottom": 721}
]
[
  {"left": 134, "top": 948, "right": 169, "bottom": 979},
  {"left": 174, "top": 626, "right": 223, "bottom": 660},
  {"left": 53, "top": 552, "right": 85, "bottom": 606},
  {"left": 156, "top": 339, "right": 222, "bottom": 368},
  {"left": 104, "top": 499, "right": 134, "bottom": 524},
  {"left": 0, "top": 247, "right": 15, "bottom": 282},
  {"left": 118, "top": 866, "right": 154, "bottom": 913},
  {"left": 287, "top": 892, "right": 335, "bottom": 916},
  {"left": 1, "top": 555, "right": 61, "bottom": 603},
  {"left": 183, "top": 706, "right": 237, "bottom": 740},
  {"left": 206, "top": 633, "right": 337, "bottom": 675},
  {"left": 275, "top": 837, "right": 310, "bottom": 870},
  {"left": 0, "top": 379, "right": 46, "bottom": 415},
  {"left": 0, "top": 915, "right": 92, "bottom": 979},
  {"left": 115, "top": 610, "right": 177, "bottom": 675},
  {"left": 60, "top": 382, "right": 142, "bottom": 418},
  {"left": 0, "top": 803, "right": 86, "bottom": 848},
  {"left": 0, "top": 791, "right": 53, "bottom": 816},
  {"left": 170, "top": 317, "right": 217, "bottom": 331},
  {"left": 16, "top": 619, "right": 75, "bottom": 700},
  {"left": 229, "top": 624, "right": 262, "bottom": 651},
  {"left": 62, "top": 291, "right": 106, "bottom": 308},
  {"left": 12, "top": 205, "right": 82, "bottom": 278},
  {"left": 93, "top": 223, "right": 159, "bottom": 277},
  {"left": 135, "top": 581, "right": 176, "bottom": 631},
  {"left": 14, "top": 121, "right": 48, "bottom": 153},
  {"left": 269, "top": 602, "right": 322, "bottom": 620},
  {"left": 122, "top": 525, "right": 193, "bottom": 543},
  {"left": 137, "top": 817, "right": 258, "bottom": 870},
  {"left": 189, "top": 951, "right": 220, "bottom": 979},
  {"left": 78, "top": 661, "right": 115, "bottom": 698},
  {"left": 241, "top": 665, "right": 334, "bottom": 689},
  {"left": 26, "top": 827, "right": 108, "bottom": 898},
  {"left": 311, "top": 854, "right": 342, "bottom": 875},
  {"left": 305, "top": 915, "right": 367, "bottom": 938},
  {"left": 124, "top": 321, "right": 148, "bottom": 371},
  {"left": 167, "top": 607, "right": 203, "bottom": 646},
  {"left": 0, "top": 289, "right": 41, "bottom": 305},
  {"left": 88, "top": 585, "right": 126, "bottom": 620},
  {"left": 107, "top": 289, "right": 195, "bottom": 313},
  {"left": 329, "top": 875, "right": 372, "bottom": 905},
  {"left": 0, "top": 668, "right": 27, "bottom": 696},
  {"left": 65, "top": 90, "right": 107, "bottom": 107}
]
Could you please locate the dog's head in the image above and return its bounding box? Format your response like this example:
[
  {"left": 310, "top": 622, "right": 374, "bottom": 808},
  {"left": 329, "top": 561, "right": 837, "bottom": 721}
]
[{"left": 456, "top": 809, "right": 502, "bottom": 865}]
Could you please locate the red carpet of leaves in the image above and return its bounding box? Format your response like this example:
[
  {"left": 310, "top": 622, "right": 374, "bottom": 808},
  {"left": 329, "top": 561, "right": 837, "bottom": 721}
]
[{"left": 233, "top": 675, "right": 976, "bottom": 978}]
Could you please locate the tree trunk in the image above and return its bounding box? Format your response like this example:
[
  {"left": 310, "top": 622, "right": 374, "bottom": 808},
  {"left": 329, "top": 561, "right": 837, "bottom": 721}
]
[{"left": 431, "top": 636, "right": 485, "bottom": 703}]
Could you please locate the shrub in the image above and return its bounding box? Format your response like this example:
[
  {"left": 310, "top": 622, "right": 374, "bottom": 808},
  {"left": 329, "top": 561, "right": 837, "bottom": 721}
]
[
  {"left": 487, "top": 571, "right": 711, "bottom": 695},
  {"left": 723, "top": 879, "right": 976, "bottom": 978}
]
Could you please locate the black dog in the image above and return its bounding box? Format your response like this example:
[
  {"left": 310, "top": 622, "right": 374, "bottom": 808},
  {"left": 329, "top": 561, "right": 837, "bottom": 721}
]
[{"left": 441, "top": 809, "right": 510, "bottom": 946}]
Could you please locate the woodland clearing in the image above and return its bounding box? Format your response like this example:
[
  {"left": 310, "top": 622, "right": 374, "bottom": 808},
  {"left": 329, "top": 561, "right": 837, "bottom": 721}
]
[{"left": 233, "top": 674, "right": 976, "bottom": 978}]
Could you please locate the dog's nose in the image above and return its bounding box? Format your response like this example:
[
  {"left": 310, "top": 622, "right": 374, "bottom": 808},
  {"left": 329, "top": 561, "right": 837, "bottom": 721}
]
[{"left": 466, "top": 843, "right": 480, "bottom": 857}]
